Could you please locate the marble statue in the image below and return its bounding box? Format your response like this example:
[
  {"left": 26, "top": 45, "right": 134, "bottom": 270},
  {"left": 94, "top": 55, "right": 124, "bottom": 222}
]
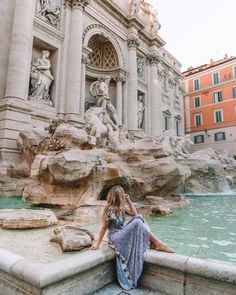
[
  {"left": 84, "top": 107, "right": 110, "bottom": 147},
  {"left": 161, "top": 131, "right": 193, "bottom": 159},
  {"left": 37, "top": 0, "right": 61, "bottom": 27},
  {"left": 130, "top": 0, "right": 142, "bottom": 15},
  {"left": 174, "top": 135, "right": 193, "bottom": 159},
  {"left": 29, "top": 50, "right": 54, "bottom": 105},
  {"left": 218, "top": 149, "right": 236, "bottom": 165},
  {"left": 137, "top": 95, "right": 145, "bottom": 128},
  {"left": 150, "top": 10, "right": 161, "bottom": 35},
  {"left": 90, "top": 76, "right": 120, "bottom": 126}
]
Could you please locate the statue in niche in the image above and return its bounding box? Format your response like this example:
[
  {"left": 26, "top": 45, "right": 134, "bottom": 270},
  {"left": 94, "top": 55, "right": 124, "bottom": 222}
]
[
  {"left": 29, "top": 50, "right": 54, "bottom": 105},
  {"left": 130, "top": 0, "right": 142, "bottom": 15},
  {"left": 37, "top": 0, "right": 61, "bottom": 28},
  {"left": 90, "top": 76, "right": 120, "bottom": 127},
  {"left": 137, "top": 95, "right": 145, "bottom": 129}
]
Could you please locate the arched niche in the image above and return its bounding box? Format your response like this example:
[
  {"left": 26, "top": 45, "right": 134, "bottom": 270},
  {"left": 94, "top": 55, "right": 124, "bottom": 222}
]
[{"left": 83, "top": 24, "right": 125, "bottom": 69}]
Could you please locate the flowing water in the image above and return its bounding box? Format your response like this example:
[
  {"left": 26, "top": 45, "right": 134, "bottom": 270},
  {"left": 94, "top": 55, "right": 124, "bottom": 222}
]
[{"left": 146, "top": 194, "right": 236, "bottom": 264}]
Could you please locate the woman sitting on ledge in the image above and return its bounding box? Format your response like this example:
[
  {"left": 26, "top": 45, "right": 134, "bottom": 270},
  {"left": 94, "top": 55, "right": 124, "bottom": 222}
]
[{"left": 91, "top": 185, "right": 175, "bottom": 290}]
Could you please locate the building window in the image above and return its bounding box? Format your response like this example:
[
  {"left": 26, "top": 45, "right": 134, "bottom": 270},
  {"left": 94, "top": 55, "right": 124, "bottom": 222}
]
[
  {"left": 214, "top": 109, "right": 223, "bottom": 122},
  {"left": 234, "top": 67, "right": 236, "bottom": 78},
  {"left": 194, "top": 79, "right": 200, "bottom": 91},
  {"left": 164, "top": 116, "right": 170, "bottom": 130},
  {"left": 194, "top": 96, "right": 201, "bottom": 108},
  {"left": 176, "top": 121, "right": 180, "bottom": 135},
  {"left": 213, "top": 91, "right": 223, "bottom": 102},
  {"left": 195, "top": 114, "right": 202, "bottom": 126},
  {"left": 163, "top": 76, "right": 167, "bottom": 91},
  {"left": 233, "top": 87, "right": 236, "bottom": 98},
  {"left": 214, "top": 132, "right": 226, "bottom": 141},
  {"left": 194, "top": 135, "right": 204, "bottom": 144},
  {"left": 213, "top": 72, "right": 220, "bottom": 85}
]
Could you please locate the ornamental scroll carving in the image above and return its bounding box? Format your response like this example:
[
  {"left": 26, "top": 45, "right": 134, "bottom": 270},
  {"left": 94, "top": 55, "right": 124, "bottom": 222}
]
[{"left": 36, "top": 0, "right": 61, "bottom": 28}]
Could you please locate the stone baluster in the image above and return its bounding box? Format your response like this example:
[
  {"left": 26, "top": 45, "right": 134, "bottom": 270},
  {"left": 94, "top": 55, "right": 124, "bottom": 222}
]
[
  {"left": 4, "top": 0, "right": 36, "bottom": 100},
  {"left": 114, "top": 75, "right": 125, "bottom": 124},
  {"left": 64, "top": 0, "right": 90, "bottom": 122},
  {"left": 147, "top": 54, "right": 162, "bottom": 137},
  {"left": 127, "top": 37, "right": 140, "bottom": 130}
]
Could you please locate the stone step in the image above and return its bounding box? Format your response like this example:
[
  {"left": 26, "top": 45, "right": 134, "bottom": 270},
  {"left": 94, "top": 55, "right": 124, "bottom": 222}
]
[{"left": 91, "top": 283, "right": 167, "bottom": 295}]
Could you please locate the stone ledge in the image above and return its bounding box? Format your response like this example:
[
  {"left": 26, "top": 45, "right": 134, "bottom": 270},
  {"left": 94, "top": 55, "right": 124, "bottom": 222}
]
[
  {"left": 145, "top": 251, "right": 236, "bottom": 285},
  {"left": 1, "top": 247, "right": 236, "bottom": 294},
  {"left": 0, "top": 247, "right": 115, "bottom": 288}
]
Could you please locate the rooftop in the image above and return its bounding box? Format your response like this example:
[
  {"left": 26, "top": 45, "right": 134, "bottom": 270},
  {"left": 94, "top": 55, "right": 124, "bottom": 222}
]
[{"left": 183, "top": 55, "right": 236, "bottom": 77}]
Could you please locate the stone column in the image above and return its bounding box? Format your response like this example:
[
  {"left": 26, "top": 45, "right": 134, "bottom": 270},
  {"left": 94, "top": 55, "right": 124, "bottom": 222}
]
[
  {"left": 127, "top": 37, "right": 139, "bottom": 130},
  {"left": 57, "top": 1, "right": 72, "bottom": 116},
  {"left": 114, "top": 75, "right": 125, "bottom": 123},
  {"left": 80, "top": 55, "right": 89, "bottom": 117},
  {"left": 147, "top": 54, "right": 162, "bottom": 137},
  {"left": 65, "top": 0, "right": 90, "bottom": 122},
  {"left": 4, "top": 0, "right": 36, "bottom": 100}
]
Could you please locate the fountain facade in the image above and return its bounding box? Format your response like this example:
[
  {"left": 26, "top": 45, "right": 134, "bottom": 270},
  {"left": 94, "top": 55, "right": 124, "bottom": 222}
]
[{"left": 0, "top": 0, "right": 183, "bottom": 168}]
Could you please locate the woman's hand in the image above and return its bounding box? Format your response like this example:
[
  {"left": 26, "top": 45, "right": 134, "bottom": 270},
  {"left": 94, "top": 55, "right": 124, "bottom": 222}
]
[
  {"left": 124, "top": 194, "right": 137, "bottom": 215},
  {"left": 124, "top": 194, "right": 130, "bottom": 202},
  {"left": 91, "top": 242, "right": 99, "bottom": 250}
]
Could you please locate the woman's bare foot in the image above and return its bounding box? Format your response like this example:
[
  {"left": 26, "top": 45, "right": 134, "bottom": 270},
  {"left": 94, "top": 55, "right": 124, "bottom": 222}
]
[{"left": 150, "top": 241, "right": 175, "bottom": 253}]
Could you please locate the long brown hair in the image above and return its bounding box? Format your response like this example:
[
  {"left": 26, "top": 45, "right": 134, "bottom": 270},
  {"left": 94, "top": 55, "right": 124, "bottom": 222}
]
[{"left": 103, "top": 185, "right": 125, "bottom": 221}]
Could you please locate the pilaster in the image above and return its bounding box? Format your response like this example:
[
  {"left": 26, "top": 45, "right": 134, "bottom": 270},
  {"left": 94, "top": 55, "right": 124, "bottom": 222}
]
[
  {"left": 127, "top": 36, "right": 139, "bottom": 130},
  {"left": 64, "top": 0, "right": 90, "bottom": 123}
]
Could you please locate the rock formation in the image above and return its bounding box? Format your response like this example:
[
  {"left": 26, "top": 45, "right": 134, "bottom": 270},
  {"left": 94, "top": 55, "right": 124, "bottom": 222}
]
[
  {"left": 51, "top": 225, "right": 94, "bottom": 252},
  {"left": 0, "top": 209, "right": 57, "bottom": 229}
]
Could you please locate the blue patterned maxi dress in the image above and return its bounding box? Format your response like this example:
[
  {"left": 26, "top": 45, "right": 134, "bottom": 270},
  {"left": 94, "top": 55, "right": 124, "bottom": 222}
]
[{"left": 107, "top": 210, "right": 150, "bottom": 290}]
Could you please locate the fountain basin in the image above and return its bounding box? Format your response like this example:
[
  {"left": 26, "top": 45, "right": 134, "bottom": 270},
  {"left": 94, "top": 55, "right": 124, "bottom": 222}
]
[{"left": 0, "top": 248, "right": 236, "bottom": 295}]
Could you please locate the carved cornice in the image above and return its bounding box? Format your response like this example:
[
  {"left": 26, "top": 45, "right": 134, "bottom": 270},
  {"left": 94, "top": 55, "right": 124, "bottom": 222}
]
[
  {"left": 64, "top": 0, "right": 90, "bottom": 10},
  {"left": 127, "top": 37, "right": 140, "bottom": 49},
  {"left": 146, "top": 54, "right": 160, "bottom": 65}
]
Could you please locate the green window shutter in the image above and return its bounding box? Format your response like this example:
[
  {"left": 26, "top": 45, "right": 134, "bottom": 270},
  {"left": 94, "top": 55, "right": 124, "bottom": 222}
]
[
  {"left": 233, "top": 87, "right": 236, "bottom": 98},
  {"left": 213, "top": 73, "right": 219, "bottom": 85}
]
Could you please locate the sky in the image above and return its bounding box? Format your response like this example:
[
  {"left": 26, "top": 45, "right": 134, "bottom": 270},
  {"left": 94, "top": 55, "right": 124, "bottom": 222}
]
[{"left": 148, "top": 0, "right": 236, "bottom": 71}]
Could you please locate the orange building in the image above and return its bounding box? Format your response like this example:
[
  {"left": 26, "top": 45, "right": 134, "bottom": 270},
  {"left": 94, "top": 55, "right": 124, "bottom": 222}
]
[{"left": 183, "top": 55, "right": 236, "bottom": 155}]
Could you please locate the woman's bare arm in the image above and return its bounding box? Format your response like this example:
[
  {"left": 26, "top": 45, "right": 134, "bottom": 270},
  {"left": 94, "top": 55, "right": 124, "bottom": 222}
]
[
  {"left": 91, "top": 220, "right": 109, "bottom": 250},
  {"left": 124, "top": 194, "right": 137, "bottom": 216}
]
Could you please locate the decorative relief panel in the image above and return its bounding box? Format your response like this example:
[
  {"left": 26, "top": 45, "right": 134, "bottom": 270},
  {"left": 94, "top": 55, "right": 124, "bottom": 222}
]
[
  {"left": 137, "top": 57, "right": 145, "bottom": 80},
  {"left": 36, "top": 0, "right": 62, "bottom": 29}
]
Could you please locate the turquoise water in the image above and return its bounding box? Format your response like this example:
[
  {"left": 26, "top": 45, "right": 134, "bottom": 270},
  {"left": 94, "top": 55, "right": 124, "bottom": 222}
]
[
  {"left": 0, "top": 196, "right": 33, "bottom": 209},
  {"left": 1, "top": 195, "right": 236, "bottom": 264},
  {"left": 146, "top": 194, "right": 236, "bottom": 264}
]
